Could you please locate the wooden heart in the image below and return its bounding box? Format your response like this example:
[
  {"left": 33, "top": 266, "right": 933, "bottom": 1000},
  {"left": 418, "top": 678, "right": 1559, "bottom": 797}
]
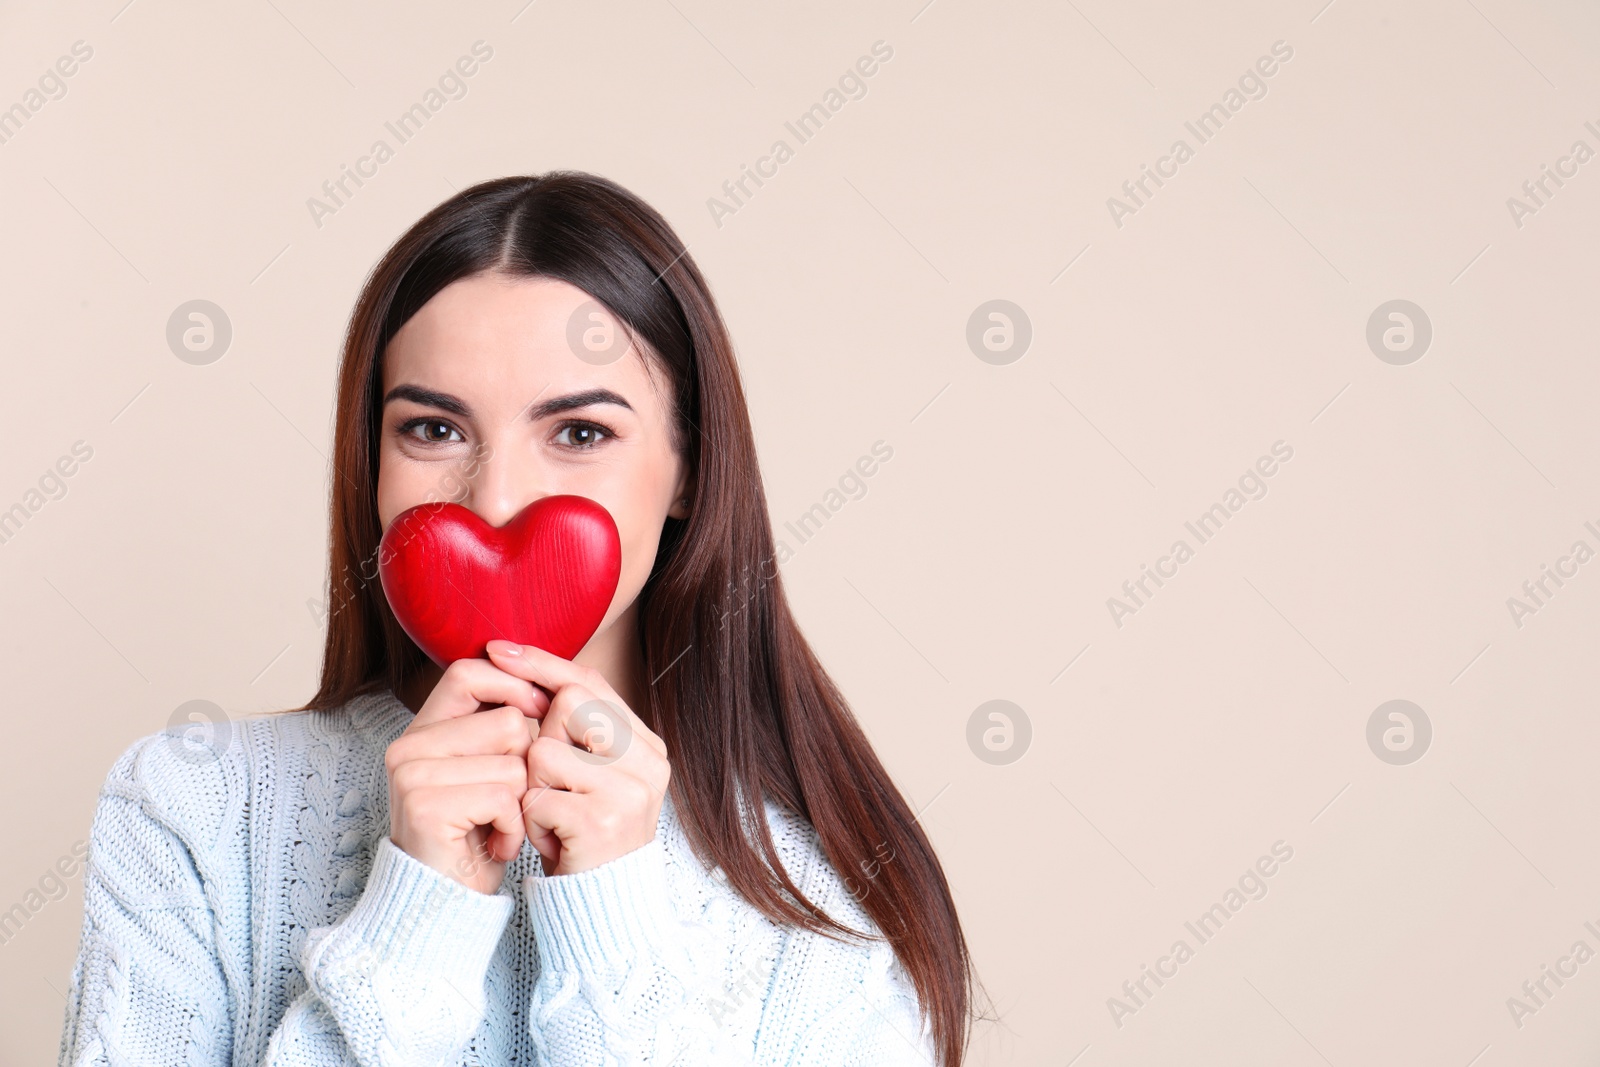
[{"left": 377, "top": 495, "right": 621, "bottom": 667}]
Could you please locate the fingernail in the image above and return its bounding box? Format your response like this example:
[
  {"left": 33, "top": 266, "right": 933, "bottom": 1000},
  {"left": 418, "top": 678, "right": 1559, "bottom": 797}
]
[{"left": 488, "top": 640, "right": 521, "bottom": 656}]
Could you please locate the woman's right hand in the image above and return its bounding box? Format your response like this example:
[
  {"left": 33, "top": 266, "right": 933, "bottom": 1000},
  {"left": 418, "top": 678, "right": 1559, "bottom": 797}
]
[{"left": 384, "top": 658, "right": 548, "bottom": 895}]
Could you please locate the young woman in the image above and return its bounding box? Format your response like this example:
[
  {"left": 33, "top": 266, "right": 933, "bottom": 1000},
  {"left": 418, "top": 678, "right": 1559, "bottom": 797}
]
[{"left": 57, "top": 172, "right": 984, "bottom": 1065}]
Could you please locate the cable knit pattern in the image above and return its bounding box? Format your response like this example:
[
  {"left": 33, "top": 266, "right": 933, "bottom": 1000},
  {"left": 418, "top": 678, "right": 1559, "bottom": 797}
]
[{"left": 55, "top": 689, "right": 937, "bottom": 1066}]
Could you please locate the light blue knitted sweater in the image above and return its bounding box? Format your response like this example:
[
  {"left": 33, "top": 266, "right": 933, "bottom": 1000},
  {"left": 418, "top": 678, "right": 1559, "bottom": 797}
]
[{"left": 56, "top": 688, "right": 935, "bottom": 1065}]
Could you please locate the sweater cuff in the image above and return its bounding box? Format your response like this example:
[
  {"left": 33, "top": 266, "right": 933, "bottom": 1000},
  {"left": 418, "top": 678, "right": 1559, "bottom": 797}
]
[
  {"left": 333, "top": 835, "right": 515, "bottom": 983},
  {"left": 523, "top": 837, "right": 679, "bottom": 973}
]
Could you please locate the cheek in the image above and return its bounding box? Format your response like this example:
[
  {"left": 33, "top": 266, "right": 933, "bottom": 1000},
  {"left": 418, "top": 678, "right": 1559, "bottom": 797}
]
[
  {"left": 604, "top": 472, "right": 677, "bottom": 591},
  {"left": 613, "top": 507, "right": 663, "bottom": 587},
  {"left": 592, "top": 510, "right": 662, "bottom": 624},
  {"left": 374, "top": 463, "right": 402, "bottom": 529},
  {"left": 374, "top": 444, "right": 448, "bottom": 529}
]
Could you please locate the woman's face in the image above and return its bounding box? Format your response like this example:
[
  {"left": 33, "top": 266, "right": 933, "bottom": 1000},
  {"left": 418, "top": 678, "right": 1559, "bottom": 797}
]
[{"left": 377, "top": 271, "right": 690, "bottom": 638}]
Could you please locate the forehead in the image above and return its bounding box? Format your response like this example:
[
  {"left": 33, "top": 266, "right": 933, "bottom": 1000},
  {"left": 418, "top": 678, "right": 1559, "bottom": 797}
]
[{"left": 382, "top": 273, "right": 663, "bottom": 412}]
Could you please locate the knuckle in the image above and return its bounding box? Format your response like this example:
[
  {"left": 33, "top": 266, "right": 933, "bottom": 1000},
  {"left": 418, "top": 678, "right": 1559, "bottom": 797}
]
[
  {"left": 494, "top": 753, "right": 524, "bottom": 782},
  {"left": 390, "top": 760, "right": 417, "bottom": 792},
  {"left": 497, "top": 706, "right": 529, "bottom": 746},
  {"left": 402, "top": 787, "right": 438, "bottom": 825},
  {"left": 385, "top": 740, "right": 415, "bottom": 778},
  {"left": 543, "top": 706, "right": 570, "bottom": 736}
]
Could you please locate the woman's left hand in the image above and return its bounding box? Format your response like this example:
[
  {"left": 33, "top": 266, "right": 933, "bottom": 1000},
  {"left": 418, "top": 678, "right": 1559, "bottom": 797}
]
[{"left": 485, "top": 638, "right": 671, "bottom": 877}]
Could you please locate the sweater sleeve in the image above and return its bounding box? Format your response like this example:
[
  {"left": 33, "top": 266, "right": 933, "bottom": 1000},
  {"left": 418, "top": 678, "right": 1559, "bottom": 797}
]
[
  {"left": 521, "top": 837, "right": 938, "bottom": 1066},
  {"left": 56, "top": 731, "right": 515, "bottom": 1067},
  {"left": 262, "top": 835, "right": 515, "bottom": 1066},
  {"left": 522, "top": 837, "right": 733, "bottom": 1063}
]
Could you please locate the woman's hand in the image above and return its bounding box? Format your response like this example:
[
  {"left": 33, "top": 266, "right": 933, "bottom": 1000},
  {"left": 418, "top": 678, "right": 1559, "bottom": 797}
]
[
  {"left": 385, "top": 657, "right": 548, "bottom": 895},
  {"left": 485, "top": 639, "right": 671, "bottom": 877}
]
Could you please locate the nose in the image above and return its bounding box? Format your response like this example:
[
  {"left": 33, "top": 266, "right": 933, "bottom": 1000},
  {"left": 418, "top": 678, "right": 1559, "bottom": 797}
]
[{"left": 458, "top": 443, "right": 544, "bottom": 528}]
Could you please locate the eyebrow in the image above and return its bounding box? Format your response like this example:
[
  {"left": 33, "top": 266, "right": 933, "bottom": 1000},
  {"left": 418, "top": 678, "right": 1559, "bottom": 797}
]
[{"left": 382, "top": 384, "right": 634, "bottom": 421}]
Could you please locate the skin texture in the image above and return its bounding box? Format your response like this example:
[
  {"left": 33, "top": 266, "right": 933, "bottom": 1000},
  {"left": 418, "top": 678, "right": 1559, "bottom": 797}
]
[{"left": 375, "top": 272, "right": 687, "bottom": 889}]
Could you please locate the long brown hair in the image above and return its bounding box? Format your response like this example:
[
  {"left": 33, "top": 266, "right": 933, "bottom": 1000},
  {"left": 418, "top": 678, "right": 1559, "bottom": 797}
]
[{"left": 303, "top": 171, "right": 983, "bottom": 1064}]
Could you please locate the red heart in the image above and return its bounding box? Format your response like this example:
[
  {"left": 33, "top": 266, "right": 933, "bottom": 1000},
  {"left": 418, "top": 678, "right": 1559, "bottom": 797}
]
[{"left": 377, "top": 495, "right": 622, "bottom": 667}]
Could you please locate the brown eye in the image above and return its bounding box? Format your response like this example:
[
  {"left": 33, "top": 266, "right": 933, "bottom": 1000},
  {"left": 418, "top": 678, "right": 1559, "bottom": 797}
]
[
  {"left": 399, "top": 417, "right": 463, "bottom": 445},
  {"left": 554, "top": 421, "right": 612, "bottom": 449}
]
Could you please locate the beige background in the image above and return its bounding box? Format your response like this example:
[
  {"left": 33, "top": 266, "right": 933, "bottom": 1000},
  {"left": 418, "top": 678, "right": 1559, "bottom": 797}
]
[{"left": 2, "top": 0, "right": 1598, "bottom": 1063}]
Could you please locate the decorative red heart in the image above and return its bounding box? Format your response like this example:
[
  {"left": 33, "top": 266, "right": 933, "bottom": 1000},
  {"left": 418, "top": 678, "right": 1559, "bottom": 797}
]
[{"left": 377, "top": 495, "right": 622, "bottom": 667}]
